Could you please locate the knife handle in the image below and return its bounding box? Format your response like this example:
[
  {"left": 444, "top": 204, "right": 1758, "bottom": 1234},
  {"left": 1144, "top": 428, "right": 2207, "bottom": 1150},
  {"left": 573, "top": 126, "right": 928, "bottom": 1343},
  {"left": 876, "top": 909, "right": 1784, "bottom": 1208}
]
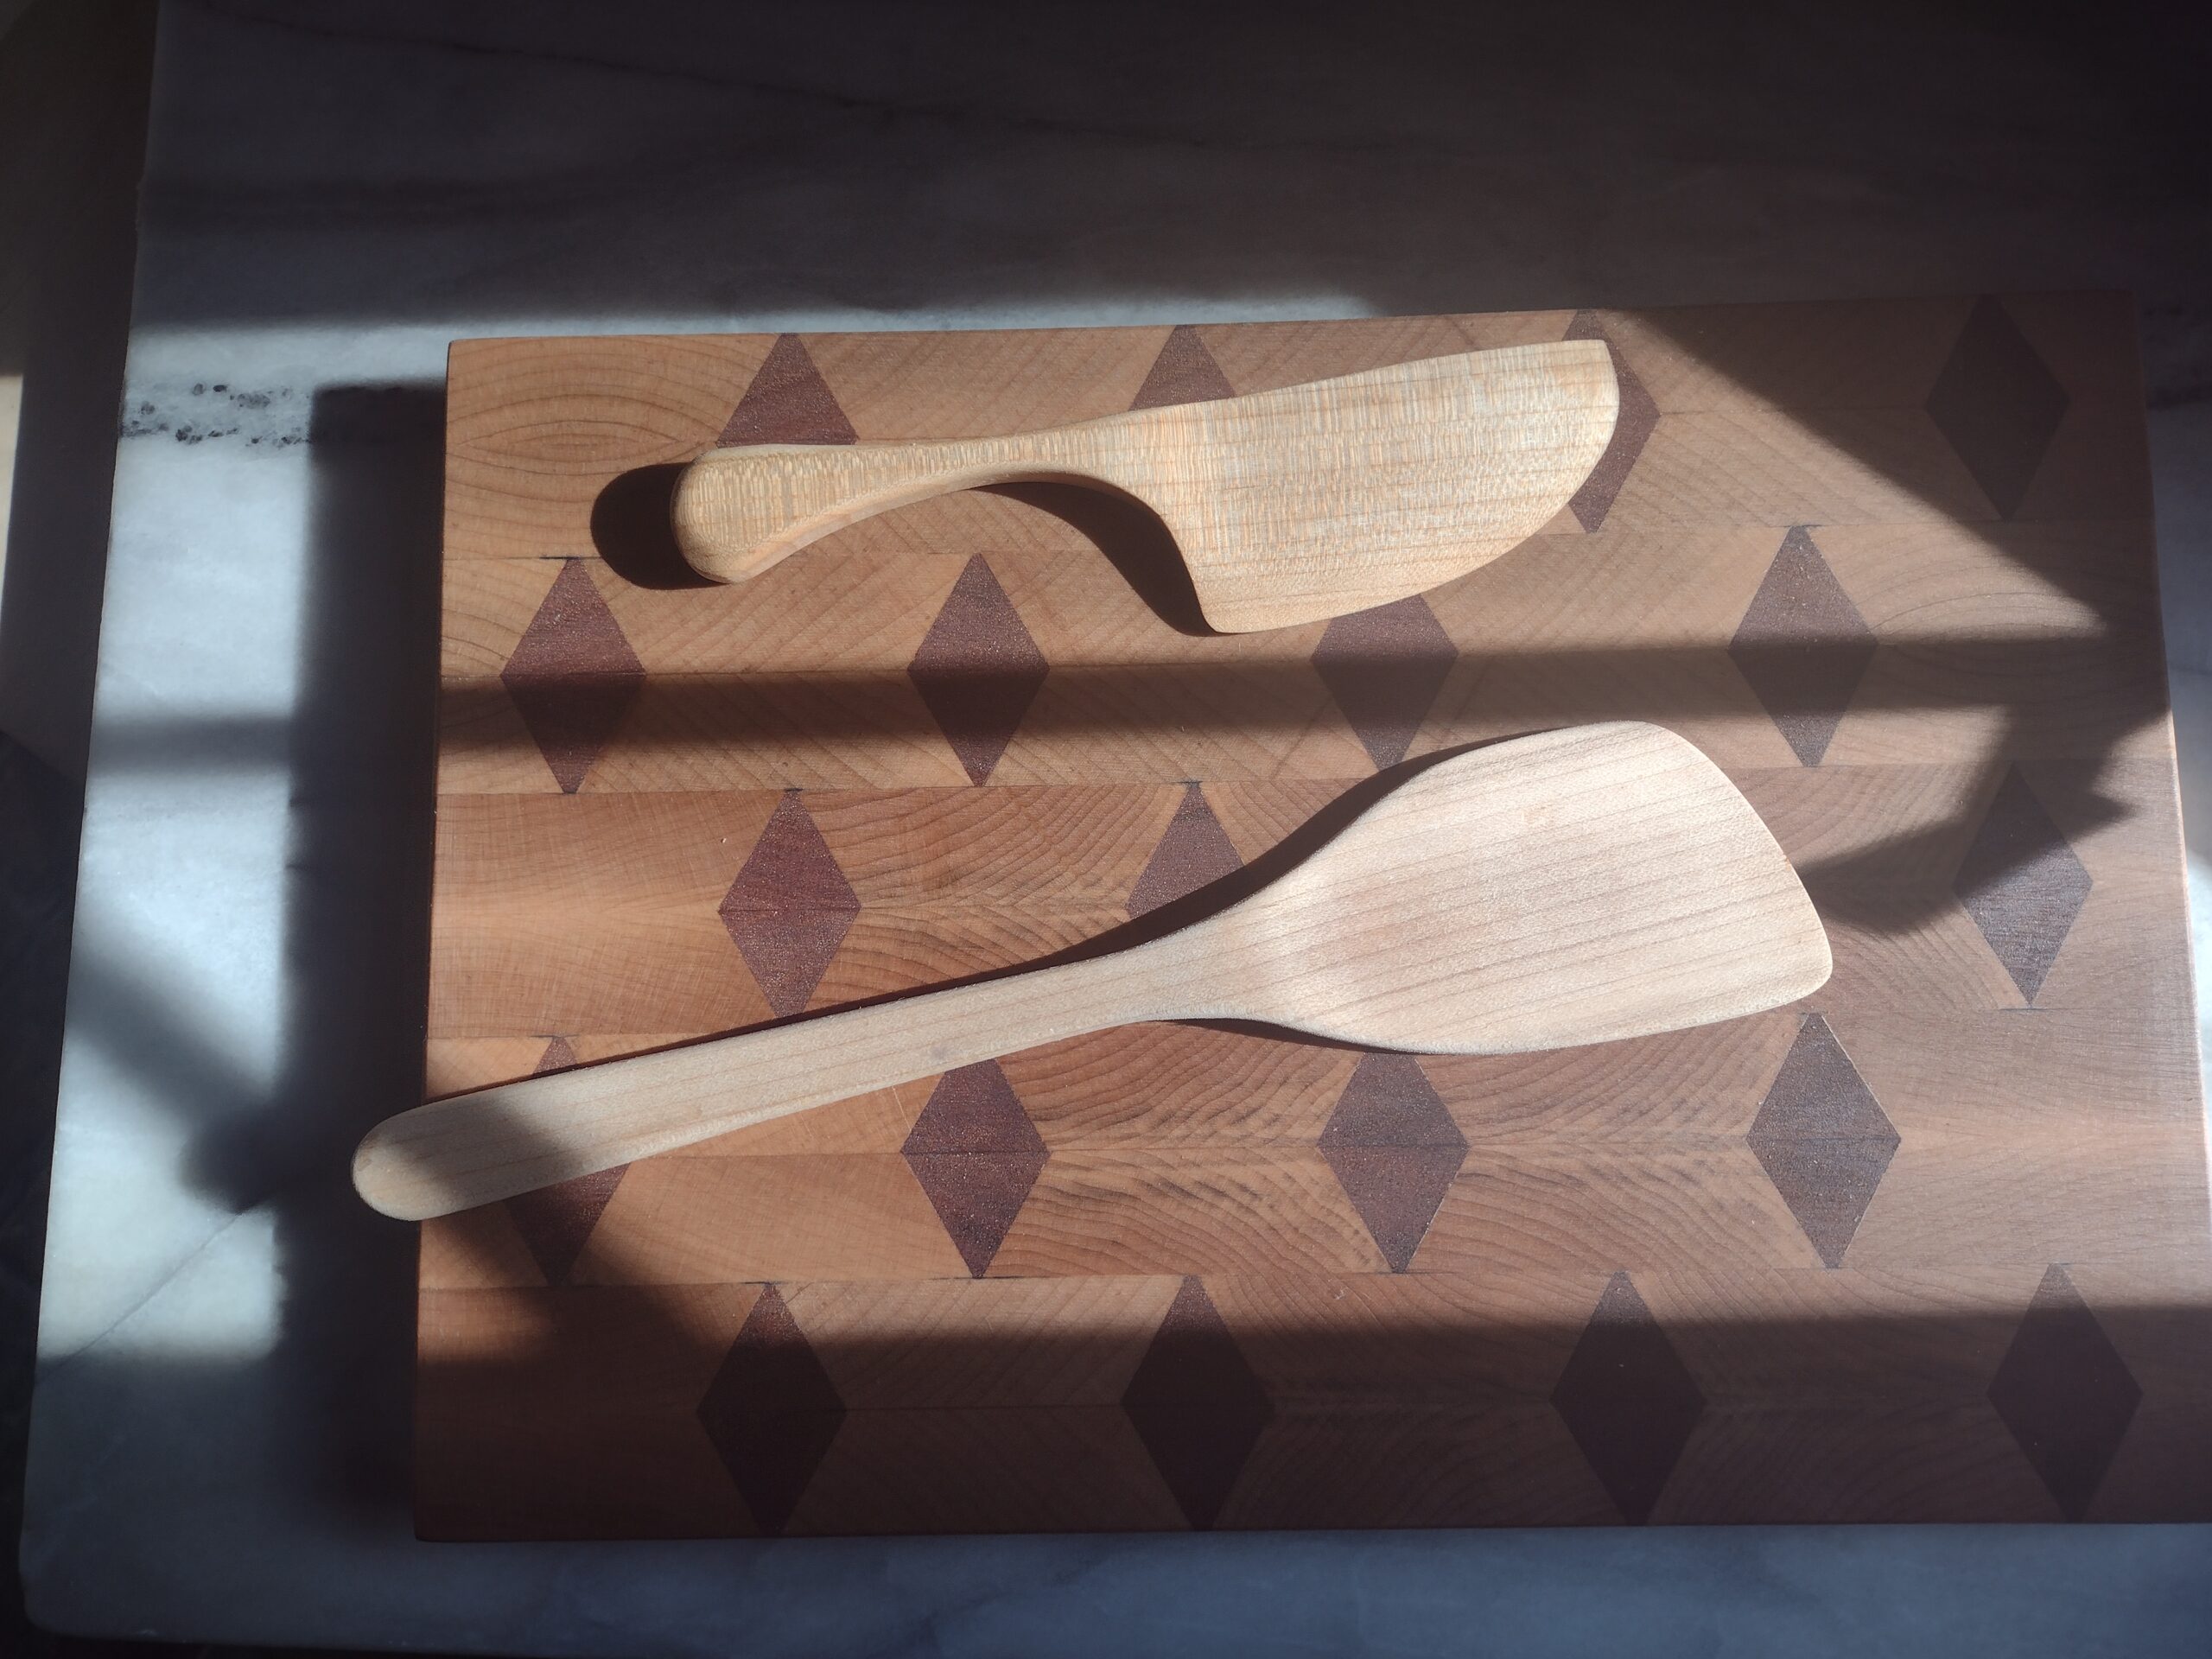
[{"left": 672, "top": 434, "right": 1116, "bottom": 583}]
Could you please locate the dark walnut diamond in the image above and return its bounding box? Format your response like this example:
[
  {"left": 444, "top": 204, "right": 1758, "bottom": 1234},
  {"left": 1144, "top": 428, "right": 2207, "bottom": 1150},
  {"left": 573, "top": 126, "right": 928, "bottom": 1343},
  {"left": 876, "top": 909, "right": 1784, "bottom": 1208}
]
[
  {"left": 1952, "top": 767, "right": 2091, "bottom": 1004},
  {"left": 899, "top": 1061, "right": 1050, "bottom": 1277},
  {"left": 1318, "top": 1052, "right": 1466, "bottom": 1272},
  {"left": 1123, "top": 1278, "right": 1273, "bottom": 1529},
  {"left": 1312, "top": 594, "right": 1457, "bottom": 770},
  {"left": 1130, "top": 325, "right": 1236, "bottom": 409},
  {"left": 1127, "top": 783, "right": 1243, "bottom": 918},
  {"left": 1552, "top": 1270, "right": 1706, "bottom": 1524},
  {"left": 1729, "top": 526, "right": 1877, "bottom": 767},
  {"left": 505, "top": 1165, "right": 625, "bottom": 1288},
  {"left": 1988, "top": 1264, "right": 2141, "bottom": 1521},
  {"left": 1924, "top": 296, "right": 2069, "bottom": 519},
  {"left": 907, "top": 555, "right": 1050, "bottom": 785},
  {"left": 500, "top": 559, "right": 645, "bottom": 794},
  {"left": 501, "top": 1037, "right": 626, "bottom": 1287},
  {"left": 1745, "top": 1014, "right": 1898, "bottom": 1268},
  {"left": 717, "top": 333, "right": 858, "bottom": 446},
  {"left": 696, "top": 1284, "right": 845, "bottom": 1535},
  {"left": 718, "top": 792, "right": 861, "bottom": 1017}
]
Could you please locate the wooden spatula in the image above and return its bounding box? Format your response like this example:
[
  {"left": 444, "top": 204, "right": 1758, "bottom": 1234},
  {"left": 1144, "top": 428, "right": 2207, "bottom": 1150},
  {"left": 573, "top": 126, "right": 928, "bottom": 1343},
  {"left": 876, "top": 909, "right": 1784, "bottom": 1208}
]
[
  {"left": 671, "top": 341, "right": 1618, "bottom": 632},
  {"left": 356, "top": 723, "right": 1827, "bottom": 1221}
]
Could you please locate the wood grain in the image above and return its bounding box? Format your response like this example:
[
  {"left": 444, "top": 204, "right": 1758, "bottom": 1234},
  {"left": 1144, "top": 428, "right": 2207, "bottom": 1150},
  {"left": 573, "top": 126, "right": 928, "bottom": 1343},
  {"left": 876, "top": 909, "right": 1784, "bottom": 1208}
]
[
  {"left": 674, "top": 344, "right": 1620, "bottom": 632},
  {"left": 359, "top": 723, "right": 1828, "bottom": 1218},
  {"left": 416, "top": 298, "right": 2209, "bottom": 1538}
]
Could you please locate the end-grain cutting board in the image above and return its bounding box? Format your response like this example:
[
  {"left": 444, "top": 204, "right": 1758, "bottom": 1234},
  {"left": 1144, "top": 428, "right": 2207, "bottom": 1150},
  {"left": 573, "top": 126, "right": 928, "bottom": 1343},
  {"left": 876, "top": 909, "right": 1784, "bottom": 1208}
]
[{"left": 418, "top": 300, "right": 2212, "bottom": 1538}]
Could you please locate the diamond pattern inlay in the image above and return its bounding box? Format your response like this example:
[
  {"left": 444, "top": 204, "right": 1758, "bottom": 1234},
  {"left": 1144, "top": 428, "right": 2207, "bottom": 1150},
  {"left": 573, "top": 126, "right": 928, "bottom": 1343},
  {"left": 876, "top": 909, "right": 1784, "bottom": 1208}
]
[
  {"left": 900, "top": 1061, "right": 1049, "bottom": 1277},
  {"left": 1123, "top": 1277, "right": 1272, "bottom": 1529},
  {"left": 1318, "top": 1053, "right": 1466, "bottom": 1272},
  {"left": 1313, "top": 594, "right": 1458, "bottom": 770},
  {"left": 1130, "top": 325, "right": 1236, "bottom": 409},
  {"left": 697, "top": 1284, "right": 845, "bottom": 1535},
  {"left": 503, "top": 1036, "right": 627, "bottom": 1287},
  {"left": 1746, "top": 1014, "right": 1898, "bottom": 1268},
  {"left": 718, "top": 333, "right": 858, "bottom": 446},
  {"left": 1552, "top": 1271, "right": 1706, "bottom": 1524},
  {"left": 1953, "top": 767, "right": 2092, "bottom": 1004},
  {"left": 421, "top": 300, "right": 2212, "bottom": 1543},
  {"left": 1564, "top": 310, "right": 1659, "bottom": 532},
  {"left": 907, "top": 555, "right": 1050, "bottom": 785},
  {"left": 718, "top": 792, "right": 861, "bottom": 1017},
  {"left": 500, "top": 559, "right": 644, "bottom": 793},
  {"left": 1925, "top": 296, "right": 2069, "bottom": 518},
  {"left": 1729, "top": 526, "right": 1877, "bottom": 767},
  {"left": 1128, "top": 783, "right": 1243, "bottom": 918},
  {"left": 1988, "top": 1265, "right": 2141, "bottom": 1520},
  {"left": 506, "top": 1166, "right": 625, "bottom": 1287}
]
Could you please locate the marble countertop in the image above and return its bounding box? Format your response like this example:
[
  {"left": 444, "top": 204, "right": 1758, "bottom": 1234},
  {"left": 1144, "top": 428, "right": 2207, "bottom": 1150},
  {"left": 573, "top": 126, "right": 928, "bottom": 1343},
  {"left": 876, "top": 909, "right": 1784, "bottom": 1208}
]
[{"left": 22, "top": 3, "right": 2212, "bottom": 1652}]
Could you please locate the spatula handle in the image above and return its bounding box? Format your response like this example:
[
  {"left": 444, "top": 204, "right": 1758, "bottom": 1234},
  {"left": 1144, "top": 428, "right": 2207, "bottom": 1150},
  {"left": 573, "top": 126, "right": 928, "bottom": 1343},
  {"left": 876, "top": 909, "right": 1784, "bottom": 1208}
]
[
  {"left": 672, "top": 435, "right": 1109, "bottom": 583},
  {"left": 354, "top": 946, "right": 1179, "bottom": 1221}
]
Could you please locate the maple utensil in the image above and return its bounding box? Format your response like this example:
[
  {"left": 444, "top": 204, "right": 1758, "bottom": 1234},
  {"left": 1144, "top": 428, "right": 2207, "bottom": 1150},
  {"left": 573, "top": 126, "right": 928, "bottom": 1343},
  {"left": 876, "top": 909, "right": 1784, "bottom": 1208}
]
[
  {"left": 356, "top": 722, "right": 1827, "bottom": 1221},
  {"left": 671, "top": 341, "right": 1618, "bottom": 632}
]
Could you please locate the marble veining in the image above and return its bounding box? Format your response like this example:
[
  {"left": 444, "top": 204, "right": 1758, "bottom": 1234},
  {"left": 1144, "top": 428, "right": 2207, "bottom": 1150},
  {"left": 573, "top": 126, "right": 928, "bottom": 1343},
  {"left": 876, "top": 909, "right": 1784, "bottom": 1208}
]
[{"left": 118, "top": 379, "right": 310, "bottom": 447}]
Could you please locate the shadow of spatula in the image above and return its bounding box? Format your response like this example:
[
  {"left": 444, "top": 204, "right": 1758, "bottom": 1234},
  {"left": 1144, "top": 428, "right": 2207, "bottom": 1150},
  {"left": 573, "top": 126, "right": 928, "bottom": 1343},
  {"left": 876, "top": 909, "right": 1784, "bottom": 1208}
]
[
  {"left": 671, "top": 341, "right": 1618, "bottom": 632},
  {"left": 355, "top": 723, "right": 1828, "bottom": 1221}
]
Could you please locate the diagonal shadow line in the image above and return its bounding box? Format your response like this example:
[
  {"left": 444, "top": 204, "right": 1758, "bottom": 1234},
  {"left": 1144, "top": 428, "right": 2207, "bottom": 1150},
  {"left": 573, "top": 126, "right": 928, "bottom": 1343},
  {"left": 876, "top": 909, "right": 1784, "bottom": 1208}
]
[
  {"left": 450, "top": 639, "right": 2158, "bottom": 741},
  {"left": 73, "top": 619, "right": 2158, "bottom": 948},
  {"left": 1624, "top": 302, "right": 2172, "bottom": 937},
  {"left": 1631, "top": 305, "right": 2145, "bottom": 620},
  {"left": 87, "top": 628, "right": 2166, "bottom": 758},
  {"left": 62, "top": 944, "right": 272, "bottom": 1181}
]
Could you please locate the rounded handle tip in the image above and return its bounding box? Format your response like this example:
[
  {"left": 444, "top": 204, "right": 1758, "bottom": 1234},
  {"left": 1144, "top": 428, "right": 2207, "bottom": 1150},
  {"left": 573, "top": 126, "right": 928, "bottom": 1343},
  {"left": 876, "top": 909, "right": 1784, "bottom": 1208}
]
[
  {"left": 668, "top": 458, "right": 739, "bottom": 583},
  {"left": 352, "top": 1127, "right": 436, "bottom": 1223}
]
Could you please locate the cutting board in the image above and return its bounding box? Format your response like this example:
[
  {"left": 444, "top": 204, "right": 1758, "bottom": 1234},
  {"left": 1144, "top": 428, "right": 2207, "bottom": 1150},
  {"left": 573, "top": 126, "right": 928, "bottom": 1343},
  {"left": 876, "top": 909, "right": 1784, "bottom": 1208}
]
[{"left": 416, "top": 298, "right": 2212, "bottom": 1537}]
